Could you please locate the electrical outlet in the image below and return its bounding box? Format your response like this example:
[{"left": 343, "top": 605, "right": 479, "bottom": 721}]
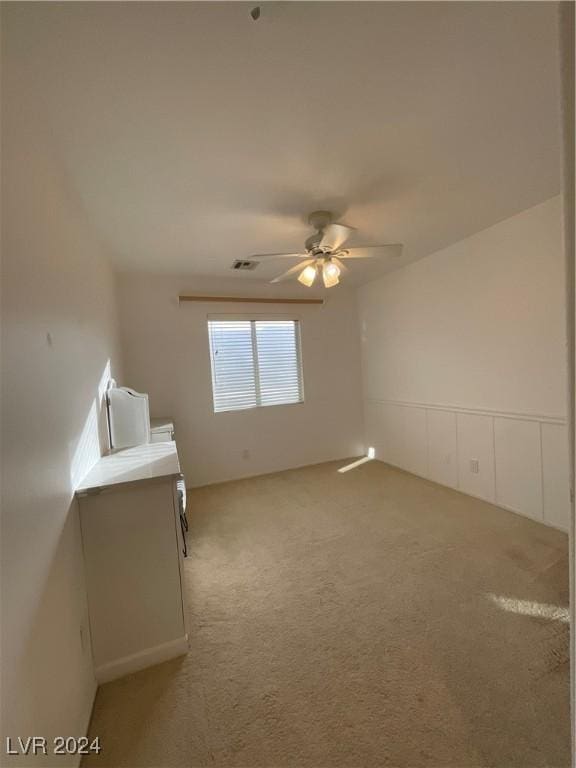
[{"left": 470, "top": 458, "right": 479, "bottom": 474}]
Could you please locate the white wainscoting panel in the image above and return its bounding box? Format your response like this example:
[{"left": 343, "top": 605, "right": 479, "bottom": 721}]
[
  {"left": 541, "top": 423, "right": 570, "bottom": 531},
  {"left": 363, "top": 399, "right": 569, "bottom": 532},
  {"left": 456, "top": 413, "right": 496, "bottom": 502},
  {"left": 381, "top": 403, "right": 428, "bottom": 477},
  {"left": 494, "top": 418, "right": 543, "bottom": 520},
  {"left": 426, "top": 409, "right": 458, "bottom": 488},
  {"left": 364, "top": 400, "right": 387, "bottom": 458}
]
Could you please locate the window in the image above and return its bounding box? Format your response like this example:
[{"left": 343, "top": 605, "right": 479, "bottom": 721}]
[{"left": 207, "top": 319, "right": 304, "bottom": 413}]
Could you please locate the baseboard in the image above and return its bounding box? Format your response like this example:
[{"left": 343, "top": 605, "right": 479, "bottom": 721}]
[
  {"left": 95, "top": 635, "right": 189, "bottom": 684},
  {"left": 188, "top": 453, "right": 361, "bottom": 489},
  {"left": 377, "top": 458, "right": 569, "bottom": 534}
]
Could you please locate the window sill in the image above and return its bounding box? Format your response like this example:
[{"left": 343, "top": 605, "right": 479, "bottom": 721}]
[{"left": 213, "top": 400, "right": 305, "bottom": 415}]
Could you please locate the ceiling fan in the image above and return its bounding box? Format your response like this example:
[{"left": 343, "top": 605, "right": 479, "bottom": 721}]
[{"left": 252, "top": 210, "right": 402, "bottom": 288}]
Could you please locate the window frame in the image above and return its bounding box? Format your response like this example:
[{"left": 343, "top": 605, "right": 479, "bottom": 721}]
[{"left": 206, "top": 315, "right": 305, "bottom": 414}]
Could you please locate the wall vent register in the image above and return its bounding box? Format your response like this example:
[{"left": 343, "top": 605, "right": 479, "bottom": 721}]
[{"left": 207, "top": 319, "right": 304, "bottom": 413}]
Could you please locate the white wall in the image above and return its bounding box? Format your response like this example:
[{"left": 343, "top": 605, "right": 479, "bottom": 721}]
[
  {"left": 1, "top": 14, "right": 122, "bottom": 763},
  {"left": 359, "top": 196, "right": 570, "bottom": 530},
  {"left": 117, "top": 274, "right": 364, "bottom": 487}
]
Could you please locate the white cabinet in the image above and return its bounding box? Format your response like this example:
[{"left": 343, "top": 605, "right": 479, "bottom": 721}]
[
  {"left": 77, "top": 442, "right": 188, "bottom": 683},
  {"left": 150, "top": 417, "right": 175, "bottom": 443}
]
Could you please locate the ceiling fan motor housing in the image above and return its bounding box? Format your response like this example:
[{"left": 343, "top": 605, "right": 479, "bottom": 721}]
[
  {"left": 305, "top": 233, "right": 323, "bottom": 252},
  {"left": 306, "top": 210, "right": 334, "bottom": 253},
  {"left": 308, "top": 210, "right": 333, "bottom": 231}
]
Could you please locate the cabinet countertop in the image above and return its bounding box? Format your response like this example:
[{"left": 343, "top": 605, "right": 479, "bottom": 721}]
[{"left": 76, "top": 441, "right": 181, "bottom": 495}]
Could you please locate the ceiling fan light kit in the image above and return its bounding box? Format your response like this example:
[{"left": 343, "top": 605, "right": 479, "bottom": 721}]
[
  {"left": 322, "top": 260, "right": 340, "bottom": 288},
  {"left": 254, "top": 210, "right": 403, "bottom": 288},
  {"left": 298, "top": 264, "right": 317, "bottom": 287}
]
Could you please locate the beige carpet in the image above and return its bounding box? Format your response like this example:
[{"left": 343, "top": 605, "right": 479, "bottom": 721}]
[{"left": 84, "top": 460, "right": 571, "bottom": 768}]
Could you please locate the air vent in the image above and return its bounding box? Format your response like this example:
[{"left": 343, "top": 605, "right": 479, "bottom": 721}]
[{"left": 232, "top": 260, "right": 258, "bottom": 271}]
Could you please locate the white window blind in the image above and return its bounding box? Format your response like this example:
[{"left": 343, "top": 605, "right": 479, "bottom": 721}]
[{"left": 208, "top": 319, "right": 304, "bottom": 413}]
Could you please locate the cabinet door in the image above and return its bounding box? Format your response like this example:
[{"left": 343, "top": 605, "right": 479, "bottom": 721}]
[{"left": 80, "top": 480, "right": 186, "bottom": 673}]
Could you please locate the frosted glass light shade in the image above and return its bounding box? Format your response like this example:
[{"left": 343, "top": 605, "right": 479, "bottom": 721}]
[
  {"left": 322, "top": 261, "right": 340, "bottom": 288},
  {"left": 298, "top": 264, "right": 317, "bottom": 287}
]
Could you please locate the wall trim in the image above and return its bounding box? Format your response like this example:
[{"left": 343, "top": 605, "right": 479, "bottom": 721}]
[
  {"left": 365, "top": 397, "right": 567, "bottom": 426},
  {"left": 188, "top": 452, "right": 362, "bottom": 488},
  {"left": 94, "top": 636, "right": 188, "bottom": 684}
]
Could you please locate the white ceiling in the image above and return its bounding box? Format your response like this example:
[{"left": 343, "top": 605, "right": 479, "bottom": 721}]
[{"left": 4, "top": 2, "right": 562, "bottom": 286}]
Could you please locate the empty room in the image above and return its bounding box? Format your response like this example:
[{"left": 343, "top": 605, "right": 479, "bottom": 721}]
[{"left": 1, "top": 2, "right": 575, "bottom": 767}]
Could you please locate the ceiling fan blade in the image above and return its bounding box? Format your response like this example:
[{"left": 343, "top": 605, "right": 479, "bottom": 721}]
[
  {"left": 332, "top": 256, "right": 349, "bottom": 274},
  {"left": 252, "top": 252, "right": 307, "bottom": 261},
  {"left": 338, "top": 244, "right": 403, "bottom": 259},
  {"left": 270, "top": 258, "right": 315, "bottom": 283},
  {"left": 319, "top": 223, "right": 354, "bottom": 252}
]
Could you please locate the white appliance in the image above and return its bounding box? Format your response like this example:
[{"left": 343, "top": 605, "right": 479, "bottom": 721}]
[{"left": 106, "top": 382, "right": 151, "bottom": 450}]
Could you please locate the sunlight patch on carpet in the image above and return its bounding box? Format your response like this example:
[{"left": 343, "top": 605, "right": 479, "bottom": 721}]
[{"left": 487, "top": 593, "right": 569, "bottom": 623}]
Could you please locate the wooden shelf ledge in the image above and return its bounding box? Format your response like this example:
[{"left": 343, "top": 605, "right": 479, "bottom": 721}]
[{"left": 178, "top": 295, "right": 324, "bottom": 305}]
